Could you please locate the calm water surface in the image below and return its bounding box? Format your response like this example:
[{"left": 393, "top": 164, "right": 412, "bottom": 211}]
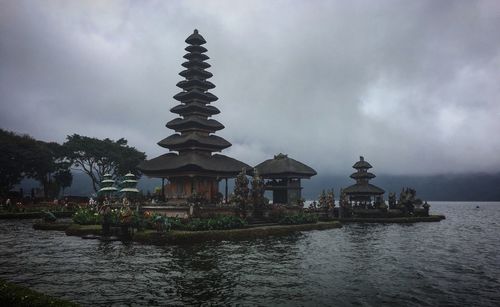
[{"left": 1, "top": 202, "right": 499, "bottom": 306}]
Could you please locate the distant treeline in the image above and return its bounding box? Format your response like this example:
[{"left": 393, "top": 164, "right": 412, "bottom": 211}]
[
  {"left": 1, "top": 129, "right": 145, "bottom": 199},
  {"left": 302, "top": 173, "right": 500, "bottom": 201}
]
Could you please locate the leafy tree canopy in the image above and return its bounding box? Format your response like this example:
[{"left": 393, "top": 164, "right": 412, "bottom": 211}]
[
  {"left": 0, "top": 129, "right": 73, "bottom": 198},
  {"left": 63, "top": 134, "right": 146, "bottom": 192},
  {"left": 0, "top": 129, "right": 38, "bottom": 196}
]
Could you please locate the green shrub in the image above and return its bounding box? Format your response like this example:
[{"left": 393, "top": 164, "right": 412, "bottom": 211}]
[
  {"left": 169, "top": 217, "right": 185, "bottom": 230},
  {"left": 186, "top": 215, "right": 247, "bottom": 231},
  {"left": 72, "top": 208, "right": 100, "bottom": 225},
  {"left": 131, "top": 211, "right": 146, "bottom": 230},
  {"left": 268, "top": 206, "right": 287, "bottom": 222},
  {"left": 279, "top": 213, "right": 318, "bottom": 225}
]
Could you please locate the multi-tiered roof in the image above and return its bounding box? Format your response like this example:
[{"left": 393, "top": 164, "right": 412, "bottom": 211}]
[
  {"left": 344, "top": 156, "right": 385, "bottom": 196},
  {"left": 139, "top": 30, "right": 249, "bottom": 178},
  {"left": 98, "top": 174, "right": 118, "bottom": 195},
  {"left": 119, "top": 173, "right": 139, "bottom": 194}
]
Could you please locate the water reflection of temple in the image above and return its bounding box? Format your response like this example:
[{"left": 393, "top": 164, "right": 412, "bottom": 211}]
[
  {"left": 138, "top": 30, "right": 250, "bottom": 203},
  {"left": 343, "top": 156, "right": 385, "bottom": 207},
  {"left": 255, "top": 153, "right": 316, "bottom": 205}
]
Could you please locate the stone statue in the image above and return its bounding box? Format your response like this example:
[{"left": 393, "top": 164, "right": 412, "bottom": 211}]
[
  {"left": 310, "top": 201, "right": 317, "bottom": 210},
  {"left": 423, "top": 201, "right": 430, "bottom": 216},
  {"left": 319, "top": 190, "right": 327, "bottom": 209},
  {"left": 251, "top": 168, "right": 265, "bottom": 209},
  {"left": 42, "top": 211, "right": 57, "bottom": 223},
  {"left": 339, "top": 188, "right": 351, "bottom": 218},
  {"left": 232, "top": 168, "right": 250, "bottom": 216},
  {"left": 388, "top": 192, "right": 396, "bottom": 209},
  {"left": 375, "top": 195, "right": 387, "bottom": 211},
  {"left": 327, "top": 189, "right": 335, "bottom": 208}
]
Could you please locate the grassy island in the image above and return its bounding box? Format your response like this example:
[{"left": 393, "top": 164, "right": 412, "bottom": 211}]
[
  {"left": 0, "top": 278, "right": 79, "bottom": 307},
  {"left": 132, "top": 221, "right": 342, "bottom": 244},
  {"left": 61, "top": 221, "right": 342, "bottom": 244},
  {"left": 33, "top": 207, "right": 445, "bottom": 245}
]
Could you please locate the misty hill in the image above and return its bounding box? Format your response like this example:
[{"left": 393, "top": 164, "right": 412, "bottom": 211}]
[
  {"left": 18, "top": 172, "right": 500, "bottom": 201},
  {"left": 302, "top": 173, "right": 500, "bottom": 201}
]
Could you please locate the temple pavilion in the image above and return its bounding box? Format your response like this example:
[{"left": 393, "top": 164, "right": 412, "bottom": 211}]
[
  {"left": 138, "top": 30, "right": 250, "bottom": 203},
  {"left": 343, "top": 156, "right": 385, "bottom": 206},
  {"left": 254, "top": 153, "right": 316, "bottom": 205}
]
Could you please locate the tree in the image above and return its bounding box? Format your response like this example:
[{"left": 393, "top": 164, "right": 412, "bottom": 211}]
[
  {"left": 54, "top": 169, "right": 73, "bottom": 196},
  {"left": 30, "top": 141, "right": 72, "bottom": 199},
  {"left": 0, "top": 129, "right": 73, "bottom": 199},
  {"left": 63, "top": 134, "right": 146, "bottom": 192},
  {"left": 0, "top": 129, "right": 47, "bottom": 197}
]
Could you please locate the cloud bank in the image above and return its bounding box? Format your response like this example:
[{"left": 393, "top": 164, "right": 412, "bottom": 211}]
[{"left": 1, "top": 0, "right": 499, "bottom": 175}]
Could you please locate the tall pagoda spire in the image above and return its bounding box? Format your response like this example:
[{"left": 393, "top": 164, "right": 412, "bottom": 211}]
[
  {"left": 158, "top": 29, "right": 231, "bottom": 154},
  {"left": 138, "top": 30, "right": 250, "bottom": 203},
  {"left": 350, "top": 156, "right": 376, "bottom": 184}
]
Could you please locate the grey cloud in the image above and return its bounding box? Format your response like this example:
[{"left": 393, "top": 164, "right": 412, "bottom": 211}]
[{"left": 1, "top": 0, "right": 499, "bottom": 176}]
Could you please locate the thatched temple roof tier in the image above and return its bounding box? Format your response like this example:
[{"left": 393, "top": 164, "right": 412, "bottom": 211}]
[
  {"left": 185, "top": 45, "right": 207, "bottom": 53},
  {"left": 170, "top": 103, "right": 220, "bottom": 116},
  {"left": 179, "top": 68, "right": 213, "bottom": 80},
  {"left": 255, "top": 154, "right": 317, "bottom": 179},
  {"left": 353, "top": 156, "right": 372, "bottom": 169},
  {"left": 166, "top": 117, "right": 224, "bottom": 133},
  {"left": 185, "top": 29, "right": 207, "bottom": 45},
  {"left": 350, "top": 172, "right": 376, "bottom": 180},
  {"left": 158, "top": 133, "right": 231, "bottom": 152},
  {"left": 138, "top": 152, "right": 250, "bottom": 178},
  {"left": 176, "top": 79, "right": 215, "bottom": 91},
  {"left": 183, "top": 53, "right": 209, "bottom": 61},
  {"left": 173, "top": 90, "right": 218, "bottom": 102},
  {"left": 182, "top": 60, "right": 211, "bottom": 69},
  {"left": 343, "top": 183, "right": 385, "bottom": 195}
]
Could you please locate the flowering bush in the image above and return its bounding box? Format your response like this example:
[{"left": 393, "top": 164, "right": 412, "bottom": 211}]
[
  {"left": 72, "top": 208, "right": 101, "bottom": 225},
  {"left": 185, "top": 215, "right": 247, "bottom": 231},
  {"left": 268, "top": 205, "right": 287, "bottom": 222}
]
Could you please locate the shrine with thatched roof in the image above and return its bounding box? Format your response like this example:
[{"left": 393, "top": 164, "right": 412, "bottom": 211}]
[{"left": 254, "top": 153, "right": 316, "bottom": 205}]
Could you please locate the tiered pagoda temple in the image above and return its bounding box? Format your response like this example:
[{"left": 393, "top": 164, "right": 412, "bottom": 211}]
[
  {"left": 119, "top": 173, "right": 139, "bottom": 199},
  {"left": 138, "top": 30, "right": 250, "bottom": 203},
  {"left": 98, "top": 174, "right": 118, "bottom": 198},
  {"left": 343, "top": 156, "right": 384, "bottom": 205},
  {"left": 255, "top": 153, "right": 316, "bottom": 205}
]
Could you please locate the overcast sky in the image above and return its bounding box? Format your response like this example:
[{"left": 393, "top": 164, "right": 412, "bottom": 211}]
[{"left": 1, "top": 0, "right": 499, "bottom": 175}]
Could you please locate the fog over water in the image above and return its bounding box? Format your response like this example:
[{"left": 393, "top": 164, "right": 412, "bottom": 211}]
[{"left": 1, "top": 1, "right": 499, "bottom": 175}]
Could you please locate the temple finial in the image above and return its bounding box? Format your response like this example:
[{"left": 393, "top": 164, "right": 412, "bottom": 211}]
[{"left": 194, "top": 29, "right": 198, "bottom": 34}]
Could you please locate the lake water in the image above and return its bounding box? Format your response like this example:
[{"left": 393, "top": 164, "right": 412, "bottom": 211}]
[{"left": 1, "top": 202, "right": 499, "bottom": 306}]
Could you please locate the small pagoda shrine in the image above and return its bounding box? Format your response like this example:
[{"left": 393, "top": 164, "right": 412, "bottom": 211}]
[
  {"left": 119, "top": 173, "right": 140, "bottom": 199},
  {"left": 343, "top": 156, "right": 385, "bottom": 206},
  {"left": 254, "top": 153, "right": 317, "bottom": 205},
  {"left": 138, "top": 30, "right": 250, "bottom": 203},
  {"left": 98, "top": 174, "right": 118, "bottom": 198}
]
